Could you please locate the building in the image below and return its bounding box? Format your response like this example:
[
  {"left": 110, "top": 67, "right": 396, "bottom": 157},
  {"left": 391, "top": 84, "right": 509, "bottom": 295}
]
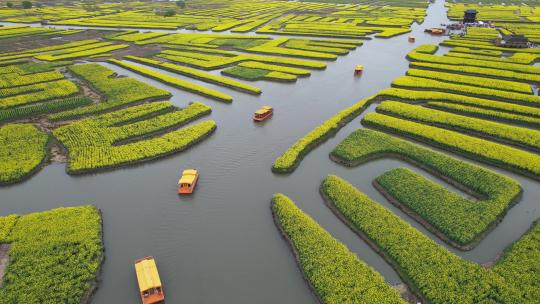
[
  {"left": 464, "top": 9, "right": 478, "bottom": 23},
  {"left": 494, "top": 35, "right": 530, "bottom": 48}
]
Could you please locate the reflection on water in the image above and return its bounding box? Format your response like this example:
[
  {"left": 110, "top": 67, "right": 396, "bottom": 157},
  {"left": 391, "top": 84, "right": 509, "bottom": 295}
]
[{"left": 1, "top": 1, "right": 539, "bottom": 303}]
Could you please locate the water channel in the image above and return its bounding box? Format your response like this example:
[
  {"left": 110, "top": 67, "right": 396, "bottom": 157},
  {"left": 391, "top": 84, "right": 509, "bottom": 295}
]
[{"left": 2, "top": 0, "right": 540, "bottom": 303}]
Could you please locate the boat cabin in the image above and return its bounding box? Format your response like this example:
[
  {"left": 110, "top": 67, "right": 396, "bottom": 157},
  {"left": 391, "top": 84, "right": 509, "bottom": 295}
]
[
  {"left": 253, "top": 106, "right": 273, "bottom": 122},
  {"left": 354, "top": 64, "right": 363, "bottom": 75},
  {"left": 178, "top": 169, "right": 199, "bottom": 194},
  {"left": 135, "top": 257, "right": 164, "bottom": 304}
]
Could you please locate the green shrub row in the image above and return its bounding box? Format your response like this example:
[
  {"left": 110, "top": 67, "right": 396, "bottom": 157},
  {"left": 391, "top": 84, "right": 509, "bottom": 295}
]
[
  {"left": 392, "top": 76, "right": 540, "bottom": 107},
  {"left": 406, "top": 68, "right": 532, "bottom": 94},
  {"left": 50, "top": 63, "right": 170, "bottom": 120},
  {"left": 0, "top": 61, "right": 71, "bottom": 75},
  {"left": 0, "top": 70, "right": 64, "bottom": 89},
  {"left": 124, "top": 56, "right": 261, "bottom": 94},
  {"left": 0, "top": 124, "right": 49, "bottom": 185},
  {"left": 362, "top": 112, "right": 540, "bottom": 180},
  {"left": 408, "top": 46, "right": 540, "bottom": 75},
  {"left": 272, "top": 96, "right": 374, "bottom": 173},
  {"left": 0, "top": 206, "right": 103, "bottom": 303},
  {"left": 271, "top": 193, "right": 405, "bottom": 304},
  {"left": 321, "top": 174, "right": 540, "bottom": 304},
  {"left": 331, "top": 128, "right": 521, "bottom": 246},
  {"left": 0, "top": 79, "right": 79, "bottom": 109},
  {"left": 410, "top": 61, "right": 540, "bottom": 83},
  {"left": 376, "top": 101, "right": 540, "bottom": 151},
  {"left": 53, "top": 102, "right": 216, "bottom": 173},
  {"left": 425, "top": 102, "right": 540, "bottom": 128},
  {"left": 221, "top": 66, "right": 297, "bottom": 82},
  {"left": 0, "top": 96, "right": 91, "bottom": 123},
  {"left": 108, "top": 59, "right": 233, "bottom": 102},
  {"left": 238, "top": 61, "right": 311, "bottom": 76},
  {"left": 377, "top": 88, "right": 540, "bottom": 118},
  {"left": 36, "top": 43, "right": 129, "bottom": 61}
]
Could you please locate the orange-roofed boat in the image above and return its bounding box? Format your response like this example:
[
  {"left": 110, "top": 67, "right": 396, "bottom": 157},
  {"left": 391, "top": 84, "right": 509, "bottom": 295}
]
[
  {"left": 134, "top": 256, "right": 164, "bottom": 304},
  {"left": 253, "top": 106, "right": 273, "bottom": 122},
  {"left": 178, "top": 169, "right": 199, "bottom": 194},
  {"left": 354, "top": 64, "right": 363, "bottom": 75}
]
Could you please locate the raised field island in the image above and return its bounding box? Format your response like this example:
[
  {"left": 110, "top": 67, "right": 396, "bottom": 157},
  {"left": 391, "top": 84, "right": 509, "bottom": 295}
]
[{"left": 1, "top": 0, "right": 540, "bottom": 303}]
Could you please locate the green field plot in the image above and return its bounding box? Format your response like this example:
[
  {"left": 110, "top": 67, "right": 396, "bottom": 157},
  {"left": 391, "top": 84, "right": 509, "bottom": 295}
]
[
  {"left": 272, "top": 193, "right": 406, "bottom": 304},
  {"left": 321, "top": 175, "right": 540, "bottom": 304},
  {"left": 331, "top": 128, "right": 521, "bottom": 247},
  {"left": 0, "top": 206, "right": 103, "bottom": 303},
  {"left": 50, "top": 63, "right": 170, "bottom": 120},
  {"left": 53, "top": 102, "right": 216, "bottom": 173},
  {"left": 0, "top": 124, "right": 49, "bottom": 185}
]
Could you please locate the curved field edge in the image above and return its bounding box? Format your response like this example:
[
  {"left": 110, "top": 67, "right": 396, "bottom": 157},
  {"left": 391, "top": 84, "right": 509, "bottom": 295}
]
[
  {"left": 0, "top": 124, "right": 50, "bottom": 186},
  {"left": 271, "top": 95, "right": 377, "bottom": 173},
  {"left": 0, "top": 205, "right": 104, "bottom": 303},
  {"left": 320, "top": 175, "right": 540, "bottom": 304},
  {"left": 271, "top": 193, "right": 405, "bottom": 304},
  {"left": 329, "top": 128, "right": 522, "bottom": 249}
]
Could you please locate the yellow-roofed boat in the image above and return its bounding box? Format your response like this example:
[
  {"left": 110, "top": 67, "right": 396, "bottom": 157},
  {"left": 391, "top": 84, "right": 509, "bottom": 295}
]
[
  {"left": 253, "top": 106, "right": 273, "bottom": 122},
  {"left": 354, "top": 64, "right": 363, "bottom": 75},
  {"left": 134, "top": 256, "right": 164, "bottom": 304},
  {"left": 178, "top": 169, "right": 199, "bottom": 194}
]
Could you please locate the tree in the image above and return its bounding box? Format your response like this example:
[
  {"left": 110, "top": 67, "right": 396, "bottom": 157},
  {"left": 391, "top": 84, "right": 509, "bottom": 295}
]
[
  {"left": 163, "top": 9, "right": 176, "bottom": 17},
  {"left": 22, "top": 1, "right": 32, "bottom": 9},
  {"left": 176, "top": 0, "right": 185, "bottom": 8},
  {"left": 6, "top": 2, "right": 13, "bottom": 8}
]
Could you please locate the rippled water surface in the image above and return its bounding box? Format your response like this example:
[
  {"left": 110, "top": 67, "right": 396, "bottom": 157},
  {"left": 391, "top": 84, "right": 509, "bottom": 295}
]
[{"left": 2, "top": 1, "right": 540, "bottom": 303}]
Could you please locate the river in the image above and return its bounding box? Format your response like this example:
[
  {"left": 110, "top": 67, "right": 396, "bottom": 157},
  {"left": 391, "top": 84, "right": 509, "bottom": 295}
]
[{"left": 2, "top": 0, "right": 540, "bottom": 303}]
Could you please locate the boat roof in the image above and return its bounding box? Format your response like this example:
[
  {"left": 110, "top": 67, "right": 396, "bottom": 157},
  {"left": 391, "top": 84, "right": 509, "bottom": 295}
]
[
  {"left": 179, "top": 169, "right": 197, "bottom": 184},
  {"left": 135, "top": 257, "right": 162, "bottom": 292},
  {"left": 255, "top": 106, "right": 272, "bottom": 115}
]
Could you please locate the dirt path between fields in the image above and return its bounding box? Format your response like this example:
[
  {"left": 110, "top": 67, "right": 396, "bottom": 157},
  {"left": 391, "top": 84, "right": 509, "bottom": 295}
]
[{"left": 0, "top": 244, "right": 11, "bottom": 288}]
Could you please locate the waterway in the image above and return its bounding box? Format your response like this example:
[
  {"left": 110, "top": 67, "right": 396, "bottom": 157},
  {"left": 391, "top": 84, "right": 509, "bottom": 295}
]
[{"left": 2, "top": 0, "right": 540, "bottom": 303}]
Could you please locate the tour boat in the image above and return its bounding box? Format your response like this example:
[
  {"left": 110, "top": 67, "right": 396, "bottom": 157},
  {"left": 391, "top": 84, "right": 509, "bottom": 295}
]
[
  {"left": 253, "top": 106, "right": 273, "bottom": 122},
  {"left": 178, "top": 169, "right": 199, "bottom": 194},
  {"left": 134, "top": 256, "right": 165, "bottom": 304},
  {"left": 408, "top": 35, "right": 416, "bottom": 42},
  {"left": 424, "top": 28, "right": 445, "bottom": 35},
  {"left": 354, "top": 64, "right": 363, "bottom": 75}
]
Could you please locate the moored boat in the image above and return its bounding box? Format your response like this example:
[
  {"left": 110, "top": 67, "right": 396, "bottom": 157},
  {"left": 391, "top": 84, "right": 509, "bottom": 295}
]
[
  {"left": 134, "top": 256, "right": 164, "bottom": 304},
  {"left": 253, "top": 106, "right": 273, "bottom": 122},
  {"left": 178, "top": 169, "right": 199, "bottom": 194}
]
